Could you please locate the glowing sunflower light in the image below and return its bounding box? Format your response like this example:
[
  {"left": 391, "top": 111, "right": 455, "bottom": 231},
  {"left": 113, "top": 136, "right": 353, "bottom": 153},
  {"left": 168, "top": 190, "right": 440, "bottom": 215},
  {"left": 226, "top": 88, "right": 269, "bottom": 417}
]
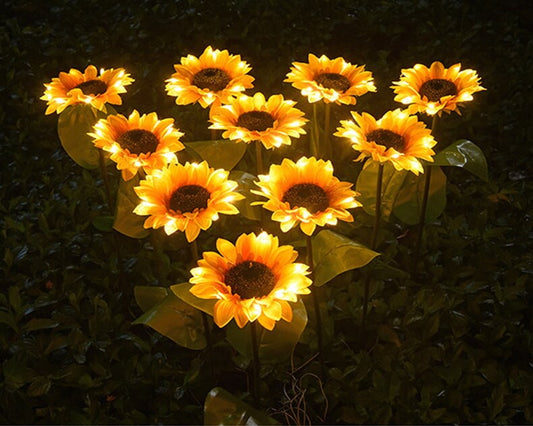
[
  {"left": 209, "top": 92, "right": 307, "bottom": 150},
  {"left": 41, "top": 65, "right": 133, "bottom": 115},
  {"left": 165, "top": 46, "right": 255, "bottom": 108},
  {"left": 253, "top": 157, "right": 360, "bottom": 236},
  {"left": 336, "top": 109, "right": 437, "bottom": 176},
  {"left": 391, "top": 61, "right": 485, "bottom": 116},
  {"left": 134, "top": 161, "right": 243, "bottom": 242},
  {"left": 285, "top": 53, "right": 376, "bottom": 105},
  {"left": 189, "top": 232, "right": 312, "bottom": 330},
  {"left": 89, "top": 110, "right": 184, "bottom": 181}
]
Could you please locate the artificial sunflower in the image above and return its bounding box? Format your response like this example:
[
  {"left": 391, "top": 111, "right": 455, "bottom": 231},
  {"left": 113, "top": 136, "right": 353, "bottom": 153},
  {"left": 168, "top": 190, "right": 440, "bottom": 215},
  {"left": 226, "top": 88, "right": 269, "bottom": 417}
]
[
  {"left": 253, "top": 157, "right": 360, "bottom": 236},
  {"left": 134, "top": 161, "right": 243, "bottom": 242},
  {"left": 285, "top": 53, "right": 376, "bottom": 105},
  {"left": 336, "top": 109, "right": 437, "bottom": 175},
  {"left": 165, "top": 45, "right": 254, "bottom": 108},
  {"left": 41, "top": 65, "right": 133, "bottom": 115},
  {"left": 89, "top": 110, "right": 184, "bottom": 181},
  {"left": 391, "top": 61, "right": 485, "bottom": 116},
  {"left": 189, "top": 232, "right": 312, "bottom": 330},
  {"left": 209, "top": 92, "right": 307, "bottom": 150}
]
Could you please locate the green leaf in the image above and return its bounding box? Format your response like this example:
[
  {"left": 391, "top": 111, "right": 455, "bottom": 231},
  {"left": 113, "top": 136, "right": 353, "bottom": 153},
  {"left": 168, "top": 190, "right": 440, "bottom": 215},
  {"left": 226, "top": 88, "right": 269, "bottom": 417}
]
[
  {"left": 134, "top": 286, "right": 168, "bottom": 312},
  {"left": 24, "top": 318, "right": 60, "bottom": 332},
  {"left": 92, "top": 215, "right": 114, "bottom": 232},
  {"left": 392, "top": 166, "right": 447, "bottom": 225},
  {"left": 356, "top": 161, "right": 408, "bottom": 220},
  {"left": 113, "top": 175, "right": 150, "bottom": 239},
  {"left": 171, "top": 282, "right": 217, "bottom": 316},
  {"left": 229, "top": 170, "right": 261, "bottom": 221},
  {"left": 57, "top": 104, "right": 112, "bottom": 169},
  {"left": 312, "top": 230, "right": 379, "bottom": 287},
  {"left": 204, "top": 387, "right": 279, "bottom": 425},
  {"left": 431, "top": 139, "right": 489, "bottom": 181},
  {"left": 132, "top": 289, "right": 206, "bottom": 350},
  {"left": 225, "top": 299, "right": 308, "bottom": 362},
  {"left": 184, "top": 139, "right": 247, "bottom": 170}
]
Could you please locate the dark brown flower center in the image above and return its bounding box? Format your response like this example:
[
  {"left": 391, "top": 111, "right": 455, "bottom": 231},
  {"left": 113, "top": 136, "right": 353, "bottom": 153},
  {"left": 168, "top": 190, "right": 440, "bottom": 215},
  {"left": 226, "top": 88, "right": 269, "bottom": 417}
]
[
  {"left": 225, "top": 261, "right": 276, "bottom": 299},
  {"left": 236, "top": 111, "right": 275, "bottom": 132},
  {"left": 169, "top": 184, "right": 210, "bottom": 213},
  {"left": 366, "top": 129, "right": 405, "bottom": 152},
  {"left": 419, "top": 78, "right": 457, "bottom": 102},
  {"left": 192, "top": 68, "right": 231, "bottom": 92},
  {"left": 117, "top": 129, "right": 159, "bottom": 155},
  {"left": 75, "top": 79, "right": 108, "bottom": 96},
  {"left": 315, "top": 73, "right": 351, "bottom": 92},
  {"left": 282, "top": 183, "right": 329, "bottom": 214}
]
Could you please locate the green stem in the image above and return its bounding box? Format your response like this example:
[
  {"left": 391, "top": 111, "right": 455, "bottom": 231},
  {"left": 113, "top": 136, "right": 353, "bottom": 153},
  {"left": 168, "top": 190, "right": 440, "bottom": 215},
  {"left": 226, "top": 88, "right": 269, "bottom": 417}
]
[
  {"left": 98, "top": 150, "right": 114, "bottom": 214},
  {"left": 362, "top": 162, "right": 384, "bottom": 330},
  {"left": 255, "top": 140, "right": 264, "bottom": 176},
  {"left": 323, "top": 103, "right": 331, "bottom": 160},
  {"left": 413, "top": 115, "right": 439, "bottom": 275},
  {"left": 307, "top": 234, "right": 326, "bottom": 378},
  {"left": 250, "top": 321, "right": 260, "bottom": 404},
  {"left": 190, "top": 239, "right": 214, "bottom": 377},
  {"left": 311, "top": 103, "right": 320, "bottom": 157}
]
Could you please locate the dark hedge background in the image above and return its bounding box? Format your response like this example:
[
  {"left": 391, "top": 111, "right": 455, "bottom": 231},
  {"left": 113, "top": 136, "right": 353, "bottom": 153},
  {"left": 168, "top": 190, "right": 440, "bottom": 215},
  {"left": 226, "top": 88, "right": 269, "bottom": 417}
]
[{"left": 1, "top": 0, "right": 532, "bottom": 424}]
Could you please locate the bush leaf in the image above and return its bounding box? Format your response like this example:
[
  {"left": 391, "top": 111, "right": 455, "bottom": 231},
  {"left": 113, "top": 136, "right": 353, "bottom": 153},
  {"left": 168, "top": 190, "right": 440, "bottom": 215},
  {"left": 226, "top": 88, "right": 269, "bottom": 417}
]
[
  {"left": 431, "top": 139, "right": 489, "bottom": 181},
  {"left": 204, "top": 387, "right": 279, "bottom": 425},
  {"left": 356, "top": 161, "right": 408, "bottom": 220},
  {"left": 225, "top": 298, "right": 308, "bottom": 362},
  {"left": 113, "top": 175, "right": 149, "bottom": 239},
  {"left": 184, "top": 139, "right": 247, "bottom": 170},
  {"left": 57, "top": 104, "right": 112, "bottom": 169},
  {"left": 132, "top": 288, "right": 206, "bottom": 350},
  {"left": 392, "top": 166, "right": 447, "bottom": 225},
  {"left": 312, "top": 230, "right": 379, "bottom": 287}
]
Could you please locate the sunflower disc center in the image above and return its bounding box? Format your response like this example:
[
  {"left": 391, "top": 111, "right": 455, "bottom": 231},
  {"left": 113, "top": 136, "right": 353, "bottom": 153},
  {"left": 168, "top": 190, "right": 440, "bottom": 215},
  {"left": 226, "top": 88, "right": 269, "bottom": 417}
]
[
  {"left": 315, "top": 73, "right": 351, "bottom": 92},
  {"left": 366, "top": 129, "right": 405, "bottom": 152},
  {"left": 282, "top": 183, "right": 329, "bottom": 214},
  {"left": 117, "top": 129, "right": 159, "bottom": 155},
  {"left": 225, "top": 261, "right": 276, "bottom": 299},
  {"left": 169, "top": 184, "right": 210, "bottom": 213},
  {"left": 75, "top": 79, "right": 108, "bottom": 96},
  {"left": 236, "top": 111, "right": 275, "bottom": 132},
  {"left": 419, "top": 78, "right": 457, "bottom": 102},
  {"left": 192, "top": 68, "right": 231, "bottom": 92}
]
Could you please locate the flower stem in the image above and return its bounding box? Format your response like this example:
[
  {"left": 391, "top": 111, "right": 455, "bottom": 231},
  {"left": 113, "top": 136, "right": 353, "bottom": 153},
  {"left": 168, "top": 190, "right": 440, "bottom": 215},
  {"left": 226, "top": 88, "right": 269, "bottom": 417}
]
[
  {"left": 362, "top": 162, "right": 384, "bottom": 330},
  {"left": 307, "top": 234, "right": 326, "bottom": 378},
  {"left": 98, "top": 150, "right": 114, "bottom": 213},
  {"left": 311, "top": 103, "right": 320, "bottom": 157},
  {"left": 250, "top": 320, "right": 260, "bottom": 404},
  {"left": 323, "top": 103, "right": 331, "bottom": 160},
  {"left": 255, "top": 140, "right": 264, "bottom": 176},
  {"left": 413, "top": 115, "right": 439, "bottom": 275},
  {"left": 190, "top": 239, "right": 214, "bottom": 378}
]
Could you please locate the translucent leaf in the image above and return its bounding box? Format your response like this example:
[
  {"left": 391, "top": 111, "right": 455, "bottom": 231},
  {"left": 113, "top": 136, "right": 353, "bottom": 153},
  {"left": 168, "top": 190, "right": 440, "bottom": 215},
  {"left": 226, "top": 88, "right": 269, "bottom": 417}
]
[
  {"left": 392, "top": 166, "right": 447, "bottom": 225},
  {"left": 132, "top": 289, "right": 206, "bottom": 350},
  {"left": 204, "top": 387, "right": 279, "bottom": 425},
  {"left": 356, "top": 161, "right": 408, "bottom": 220},
  {"left": 431, "top": 139, "right": 489, "bottom": 181},
  {"left": 184, "top": 139, "right": 247, "bottom": 170},
  {"left": 171, "top": 282, "right": 216, "bottom": 316},
  {"left": 57, "top": 104, "right": 113, "bottom": 169},
  {"left": 229, "top": 170, "right": 261, "bottom": 221},
  {"left": 113, "top": 175, "right": 150, "bottom": 239},
  {"left": 134, "top": 286, "right": 168, "bottom": 312},
  {"left": 312, "top": 230, "right": 379, "bottom": 287},
  {"left": 225, "top": 299, "right": 308, "bottom": 362}
]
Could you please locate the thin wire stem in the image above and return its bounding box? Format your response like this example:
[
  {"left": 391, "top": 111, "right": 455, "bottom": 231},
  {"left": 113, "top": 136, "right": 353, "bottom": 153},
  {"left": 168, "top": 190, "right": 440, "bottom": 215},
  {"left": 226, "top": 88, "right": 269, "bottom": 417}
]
[
  {"left": 307, "top": 234, "right": 326, "bottom": 378},
  {"left": 250, "top": 321, "right": 260, "bottom": 404},
  {"left": 311, "top": 103, "right": 320, "bottom": 157},
  {"left": 413, "top": 114, "right": 439, "bottom": 275},
  {"left": 98, "top": 149, "right": 114, "bottom": 214},
  {"left": 362, "top": 163, "right": 384, "bottom": 330}
]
